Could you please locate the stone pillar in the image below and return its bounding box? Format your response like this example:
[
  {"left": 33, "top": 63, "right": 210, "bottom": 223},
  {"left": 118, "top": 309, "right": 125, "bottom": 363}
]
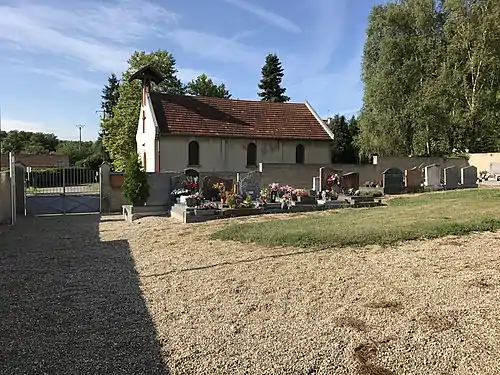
[{"left": 99, "top": 163, "right": 111, "bottom": 213}]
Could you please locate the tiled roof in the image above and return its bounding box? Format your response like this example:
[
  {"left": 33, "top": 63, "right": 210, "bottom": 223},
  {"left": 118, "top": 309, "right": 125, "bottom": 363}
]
[
  {"left": 149, "top": 92, "right": 332, "bottom": 140},
  {"left": 1, "top": 154, "right": 70, "bottom": 168}
]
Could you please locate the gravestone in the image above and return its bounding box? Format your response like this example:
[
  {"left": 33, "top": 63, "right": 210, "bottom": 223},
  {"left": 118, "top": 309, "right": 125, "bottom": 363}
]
[
  {"left": 424, "top": 164, "right": 441, "bottom": 187},
  {"left": 202, "top": 175, "right": 233, "bottom": 200},
  {"left": 443, "top": 166, "right": 460, "bottom": 190},
  {"left": 238, "top": 171, "right": 262, "bottom": 199},
  {"left": 170, "top": 173, "right": 188, "bottom": 192},
  {"left": 312, "top": 177, "right": 320, "bottom": 192},
  {"left": 405, "top": 167, "right": 421, "bottom": 193},
  {"left": 319, "top": 166, "right": 343, "bottom": 191},
  {"left": 490, "top": 162, "right": 500, "bottom": 175},
  {"left": 382, "top": 168, "right": 404, "bottom": 194},
  {"left": 460, "top": 166, "right": 478, "bottom": 188},
  {"left": 341, "top": 172, "right": 360, "bottom": 190}
]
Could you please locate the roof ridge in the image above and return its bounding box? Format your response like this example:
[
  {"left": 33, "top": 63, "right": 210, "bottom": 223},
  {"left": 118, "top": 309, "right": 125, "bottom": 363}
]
[{"left": 150, "top": 91, "right": 305, "bottom": 105}]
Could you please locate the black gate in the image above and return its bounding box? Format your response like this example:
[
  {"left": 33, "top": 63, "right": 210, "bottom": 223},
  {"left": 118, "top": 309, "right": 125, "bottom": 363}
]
[{"left": 25, "top": 167, "right": 100, "bottom": 215}]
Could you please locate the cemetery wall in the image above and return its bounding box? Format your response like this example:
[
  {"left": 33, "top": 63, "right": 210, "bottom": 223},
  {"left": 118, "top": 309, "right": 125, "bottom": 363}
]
[
  {"left": 99, "top": 163, "right": 178, "bottom": 213},
  {"left": 259, "top": 156, "right": 469, "bottom": 189},
  {"left": 468, "top": 153, "right": 500, "bottom": 174}
]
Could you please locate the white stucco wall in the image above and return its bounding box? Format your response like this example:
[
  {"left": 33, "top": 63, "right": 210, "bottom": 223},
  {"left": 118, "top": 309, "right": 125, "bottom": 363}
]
[
  {"left": 159, "top": 136, "right": 332, "bottom": 172},
  {"left": 136, "top": 91, "right": 158, "bottom": 172}
]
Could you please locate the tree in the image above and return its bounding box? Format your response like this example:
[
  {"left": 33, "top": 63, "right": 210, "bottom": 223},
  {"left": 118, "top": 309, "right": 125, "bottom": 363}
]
[
  {"left": 122, "top": 155, "right": 149, "bottom": 205},
  {"left": 56, "top": 140, "right": 93, "bottom": 165},
  {"left": 102, "top": 50, "right": 185, "bottom": 170},
  {"left": 257, "top": 53, "right": 290, "bottom": 102},
  {"left": 327, "top": 114, "right": 359, "bottom": 163},
  {"left": 100, "top": 73, "right": 120, "bottom": 118},
  {"left": 1, "top": 130, "right": 59, "bottom": 154},
  {"left": 358, "top": 0, "right": 500, "bottom": 157},
  {"left": 186, "top": 74, "right": 231, "bottom": 98}
]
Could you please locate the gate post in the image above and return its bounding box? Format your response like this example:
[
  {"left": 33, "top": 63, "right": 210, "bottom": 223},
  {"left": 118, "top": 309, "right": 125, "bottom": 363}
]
[
  {"left": 62, "top": 167, "right": 66, "bottom": 215},
  {"left": 9, "top": 152, "right": 16, "bottom": 226}
]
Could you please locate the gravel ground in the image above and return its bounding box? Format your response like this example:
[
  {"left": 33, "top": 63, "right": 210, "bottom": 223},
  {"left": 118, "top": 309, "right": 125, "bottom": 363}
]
[{"left": 2, "top": 213, "right": 500, "bottom": 374}]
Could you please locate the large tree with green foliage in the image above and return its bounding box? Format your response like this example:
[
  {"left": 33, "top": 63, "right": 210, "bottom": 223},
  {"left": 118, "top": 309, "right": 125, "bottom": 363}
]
[
  {"left": 0, "top": 130, "right": 59, "bottom": 154},
  {"left": 257, "top": 53, "right": 290, "bottom": 102},
  {"left": 100, "top": 73, "right": 120, "bottom": 119},
  {"left": 358, "top": 0, "right": 500, "bottom": 157},
  {"left": 327, "top": 114, "right": 359, "bottom": 163},
  {"left": 102, "top": 50, "right": 185, "bottom": 170},
  {"left": 186, "top": 74, "right": 231, "bottom": 98}
]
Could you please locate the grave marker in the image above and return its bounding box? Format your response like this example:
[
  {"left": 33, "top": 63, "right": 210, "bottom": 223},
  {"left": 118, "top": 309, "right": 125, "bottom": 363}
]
[
  {"left": 405, "top": 167, "right": 421, "bottom": 193},
  {"left": 460, "top": 166, "right": 478, "bottom": 188},
  {"left": 382, "top": 168, "right": 404, "bottom": 194},
  {"left": 319, "top": 166, "right": 342, "bottom": 191},
  {"left": 424, "top": 164, "right": 441, "bottom": 187},
  {"left": 443, "top": 166, "right": 459, "bottom": 190},
  {"left": 341, "top": 172, "right": 360, "bottom": 191}
]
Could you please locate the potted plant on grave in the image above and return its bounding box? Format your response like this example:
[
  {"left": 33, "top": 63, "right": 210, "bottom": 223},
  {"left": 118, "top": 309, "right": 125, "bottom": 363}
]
[
  {"left": 326, "top": 174, "right": 340, "bottom": 192},
  {"left": 293, "top": 188, "right": 311, "bottom": 202},
  {"left": 268, "top": 183, "right": 280, "bottom": 202},
  {"left": 213, "top": 182, "right": 227, "bottom": 203},
  {"left": 123, "top": 155, "right": 150, "bottom": 206},
  {"left": 259, "top": 187, "right": 268, "bottom": 205},
  {"left": 185, "top": 192, "right": 201, "bottom": 207},
  {"left": 225, "top": 191, "right": 237, "bottom": 208}
]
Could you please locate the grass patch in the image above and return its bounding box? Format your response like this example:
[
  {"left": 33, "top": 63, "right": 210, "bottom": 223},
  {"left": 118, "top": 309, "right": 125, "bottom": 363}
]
[{"left": 211, "top": 189, "right": 500, "bottom": 248}]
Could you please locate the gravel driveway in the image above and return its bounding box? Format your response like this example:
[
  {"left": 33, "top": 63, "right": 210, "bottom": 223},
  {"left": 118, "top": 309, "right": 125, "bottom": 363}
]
[
  {"left": 0, "top": 215, "right": 167, "bottom": 375},
  {"left": 2, "top": 213, "right": 500, "bottom": 374}
]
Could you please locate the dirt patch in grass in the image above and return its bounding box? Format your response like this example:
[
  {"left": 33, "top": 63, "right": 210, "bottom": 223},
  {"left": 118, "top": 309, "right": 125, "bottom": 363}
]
[{"left": 211, "top": 189, "right": 500, "bottom": 248}]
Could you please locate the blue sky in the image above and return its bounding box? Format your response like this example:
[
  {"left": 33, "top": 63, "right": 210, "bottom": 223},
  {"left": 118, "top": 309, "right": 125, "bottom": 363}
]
[{"left": 0, "top": 0, "right": 382, "bottom": 141}]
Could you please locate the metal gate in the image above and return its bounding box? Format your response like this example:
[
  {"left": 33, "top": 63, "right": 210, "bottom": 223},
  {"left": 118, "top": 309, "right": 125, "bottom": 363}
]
[{"left": 25, "top": 167, "right": 100, "bottom": 215}]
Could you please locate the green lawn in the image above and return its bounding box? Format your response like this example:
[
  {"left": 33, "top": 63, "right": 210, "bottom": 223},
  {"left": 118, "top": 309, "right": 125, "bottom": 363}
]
[{"left": 211, "top": 189, "right": 500, "bottom": 248}]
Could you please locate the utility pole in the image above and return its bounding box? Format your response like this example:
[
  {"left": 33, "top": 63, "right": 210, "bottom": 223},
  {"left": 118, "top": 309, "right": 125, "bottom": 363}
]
[{"left": 76, "top": 124, "right": 85, "bottom": 144}]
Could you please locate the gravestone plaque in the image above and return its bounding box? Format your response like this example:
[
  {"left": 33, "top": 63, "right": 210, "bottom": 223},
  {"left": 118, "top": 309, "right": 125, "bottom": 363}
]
[
  {"left": 382, "top": 168, "right": 404, "bottom": 194},
  {"left": 312, "top": 177, "right": 320, "bottom": 192},
  {"left": 319, "top": 166, "right": 343, "bottom": 191},
  {"left": 460, "top": 166, "right": 478, "bottom": 188},
  {"left": 424, "top": 164, "right": 441, "bottom": 187},
  {"left": 405, "top": 167, "right": 421, "bottom": 193},
  {"left": 341, "top": 172, "right": 360, "bottom": 190},
  {"left": 202, "top": 175, "right": 233, "bottom": 200},
  {"left": 443, "top": 166, "right": 460, "bottom": 190},
  {"left": 238, "top": 171, "right": 262, "bottom": 199}
]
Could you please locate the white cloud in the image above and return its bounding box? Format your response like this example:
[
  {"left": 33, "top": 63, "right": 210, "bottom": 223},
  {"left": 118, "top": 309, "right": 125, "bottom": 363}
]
[
  {"left": 166, "top": 29, "right": 265, "bottom": 68},
  {"left": 0, "top": 1, "right": 179, "bottom": 73},
  {"left": 221, "top": 0, "right": 301, "bottom": 33},
  {"left": 26, "top": 68, "right": 100, "bottom": 92}
]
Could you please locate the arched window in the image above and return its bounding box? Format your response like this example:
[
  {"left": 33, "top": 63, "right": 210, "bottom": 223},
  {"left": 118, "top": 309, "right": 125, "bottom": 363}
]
[
  {"left": 246, "top": 142, "right": 257, "bottom": 166},
  {"left": 296, "top": 144, "right": 305, "bottom": 164},
  {"left": 188, "top": 141, "right": 199, "bottom": 166}
]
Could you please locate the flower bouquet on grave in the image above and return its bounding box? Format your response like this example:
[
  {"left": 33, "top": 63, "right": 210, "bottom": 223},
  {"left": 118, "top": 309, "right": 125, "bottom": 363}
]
[
  {"left": 259, "top": 187, "right": 269, "bottom": 203},
  {"left": 268, "top": 182, "right": 280, "bottom": 201},
  {"left": 185, "top": 176, "right": 199, "bottom": 193},
  {"left": 213, "top": 182, "right": 226, "bottom": 202},
  {"left": 293, "top": 188, "right": 310, "bottom": 202}
]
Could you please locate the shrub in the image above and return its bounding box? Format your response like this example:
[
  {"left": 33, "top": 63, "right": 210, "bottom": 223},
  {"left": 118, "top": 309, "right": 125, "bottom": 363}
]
[{"left": 122, "top": 155, "right": 149, "bottom": 205}]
